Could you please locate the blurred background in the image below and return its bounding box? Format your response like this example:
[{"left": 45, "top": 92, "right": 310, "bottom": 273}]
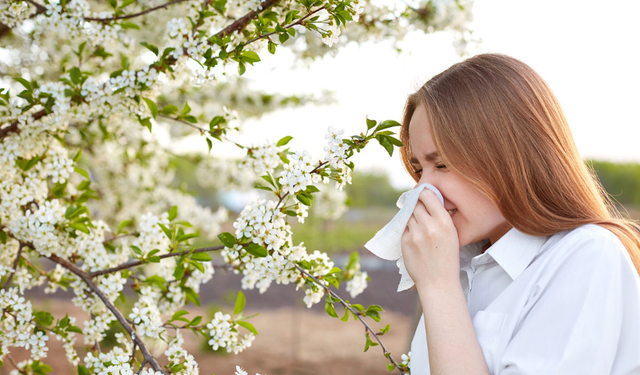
[{"left": 7, "top": 0, "right": 639, "bottom": 374}]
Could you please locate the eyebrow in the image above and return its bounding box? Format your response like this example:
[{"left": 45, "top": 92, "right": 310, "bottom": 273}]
[{"left": 410, "top": 151, "right": 439, "bottom": 164}]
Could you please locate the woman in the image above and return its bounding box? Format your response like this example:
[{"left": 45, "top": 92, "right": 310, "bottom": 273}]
[{"left": 400, "top": 54, "right": 640, "bottom": 374}]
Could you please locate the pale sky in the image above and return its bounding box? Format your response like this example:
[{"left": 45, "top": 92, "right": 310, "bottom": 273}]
[{"left": 186, "top": 0, "right": 640, "bottom": 190}]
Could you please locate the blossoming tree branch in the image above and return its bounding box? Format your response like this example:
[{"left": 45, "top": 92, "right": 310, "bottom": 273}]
[{"left": 0, "top": 0, "right": 473, "bottom": 373}]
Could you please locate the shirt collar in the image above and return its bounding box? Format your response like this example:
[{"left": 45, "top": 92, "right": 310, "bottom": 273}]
[{"left": 484, "top": 228, "right": 548, "bottom": 280}]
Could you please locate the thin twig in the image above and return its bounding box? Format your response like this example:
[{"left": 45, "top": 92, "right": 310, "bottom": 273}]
[
  {"left": 48, "top": 253, "right": 167, "bottom": 374},
  {"left": 158, "top": 114, "right": 207, "bottom": 133},
  {"left": 84, "top": 0, "right": 192, "bottom": 22},
  {"left": 4, "top": 242, "right": 25, "bottom": 286},
  {"left": 89, "top": 245, "right": 225, "bottom": 278},
  {"left": 293, "top": 263, "right": 405, "bottom": 374}
]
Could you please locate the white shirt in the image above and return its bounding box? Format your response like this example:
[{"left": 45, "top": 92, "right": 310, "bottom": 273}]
[{"left": 410, "top": 224, "right": 640, "bottom": 375}]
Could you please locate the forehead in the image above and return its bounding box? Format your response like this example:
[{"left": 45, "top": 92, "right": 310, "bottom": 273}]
[{"left": 408, "top": 105, "right": 437, "bottom": 158}]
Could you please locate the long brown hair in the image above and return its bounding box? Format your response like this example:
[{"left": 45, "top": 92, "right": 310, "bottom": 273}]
[{"left": 400, "top": 53, "right": 640, "bottom": 273}]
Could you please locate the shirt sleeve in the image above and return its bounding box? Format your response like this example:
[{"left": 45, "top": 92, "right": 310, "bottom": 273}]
[{"left": 498, "top": 230, "right": 640, "bottom": 375}]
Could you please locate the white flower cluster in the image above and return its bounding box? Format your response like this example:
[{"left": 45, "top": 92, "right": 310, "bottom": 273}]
[
  {"left": 233, "top": 198, "right": 291, "bottom": 252},
  {"left": 322, "top": 22, "right": 341, "bottom": 47},
  {"left": 55, "top": 315, "right": 80, "bottom": 366},
  {"left": 130, "top": 212, "right": 171, "bottom": 256},
  {"left": 22, "top": 199, "right": 66, "bottom": 257},
  {"left": 0, "top": 0, "right": 34, "bottom": 28},
  {"left": 164, "top": 330, "right": 199, "bottom": 375},
  {"left": 98, "top": 272, "right": 126, "bottom": 302},
  {"left": 323, "top": 126, "right": 352, "bottom": 190},
  {"left": 279, "top": 150, "right": 321, "bottom": 196},
  {"left": 239, "top": 142, "right": 281, "bottom": 176},
  {"left": 320, "top": 0, "right": 366, "bottom": 46},
  {"left": 39, "top": 0, "right": 125, "bottom": 46},
  {"left": 206, "top": 311, "right": 255, "bottom": 354},
  {"left": 401, "top": 351, "right": 411, "bottom": 370},
  {"left": 298, "top": 250, "right": 334, "bottom": 307},
  {"left": 345, "top": 269, "right": 368, "bottom": 299},
  {"left": 128, "top": 286, "right": 164, "bottom": 339},
  {"left": 82, "top": 312, "right": 116, "bottom": 344},
  {"left": 84, "top": 346, "right": 134, "bottom": 375},
  {"left": 0, "top": 288, "right": 45, "bottom": 361},
  {"left": 74, "top": 221, "right": 127, "bottom": 273}
]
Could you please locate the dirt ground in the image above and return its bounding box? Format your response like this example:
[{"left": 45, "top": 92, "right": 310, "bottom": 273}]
[{"left": 0, "top": 302, "right": 413, "bottom": 375}]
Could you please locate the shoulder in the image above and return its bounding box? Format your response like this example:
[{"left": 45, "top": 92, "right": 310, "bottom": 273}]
[
  {"left": 537, "top": 224, "right": 637, "bottom": 284},
  {"left": 548, "top": 224, "right": 626, "bottom": 258}
]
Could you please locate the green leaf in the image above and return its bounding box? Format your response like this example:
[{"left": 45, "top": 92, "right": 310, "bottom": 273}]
[
  {"left": 236, "top": 320, "right": 258, "bottom": 335},
  {"left": 117, "top": 220, "right": 132, "bottom": 234},
  {"left": 188, "top": 315, "right": 202, "bottom": 326},
  {"left": 34, "top": 311, "right": 54, "bottom": 326},
  {"left": 190, "top": 252, "right": 211, "bottom": 262},
  {"left": 140, "top": 42, "right": 159, "bottom": 56},
  {"left": 180, "top": 102, "right": 191, "bottom": 117},
  {"left": 245, "top": 243, "right": 267, "bottom": 257},
  {"left": 14, "top": 76, "right": 32, "bottom": 91},
  {"left": 120, "top": 21, "right": 140, "bottom": 29},
  {"left": 276, "top": 135, "right": 293, "bottom": 147},
  {"left": 234, "top": 290, "right": 246, "bottom": 314},
  {"left": 267, "top": 41, "right": 276, "bottom": 54},
  {"left": 143, "top": 98, "right": 158, "bottom": 119},
  {"left": 366, "top": 118, "right": 377, "bottom": 130},
  {"left": 73, "top": 149, "right": 82, "bottom": 162},
  {"left": 306, "top": 185, "right": 320, "bottom": 193},
  {"left": 0, "top": 231, "right": 6, "bottom": 244},
  {"left": 240, "top": 51, "right": 260, "bottom": 64},
  {"left": 67, "top": 325, "right": 83, "bottom": 334},
  {"left": 374, "top": 119, "right": 402, "bottom": 132},
  {"left": 377, "top": 135, "right": 394, "bottom": 157},
  {"left": 278, "top": 32, "right": 289, "bottom": 44},
  {"left": 177, "top": 233, "right": 199, "bottom": 243},
  {"left": 108, "top": 0, "right": 117, "bottom": 8},
  {"left": 69, "top": 222, "right": 90, "bottom": 234},
  {"left": 69, "top": 67, "right": 82, "bottom": 85},
  {"left": 171, "top": 310, "right": 189, "bottom": 321},
  {"left": 340, "top": 308, "right": 349, "bottom": 322},
  {"left": 206, "top": 138, "right": 213, "bottom": 153},
  {"left": 139, "top": 117, "right": 152, "bottom": 132},
  {"left": 325, "top": 302, "right": 338, "bottom": 318},
  {"left": 296, "top": 194, "right": 311, "bottom": 206},
  {"left": 217, "top": 232, "right": 236, "bottom": 247},
  {"left": 387, "top": 363, "right": 396, "bottom": 371},
  {"left": 130, "top": 246, "right": 143, "bottom": 255},
  {"left": 174, "top": 263, "right": 186, "bottom": 280},
  {"left": 162, "top": 105, "right": 179, "bottom": 115},
  {"left": 237, "top": 62, "right": 246, "bottom": 76},
  {"left": 209, "top": 115, "right": 226, "bottom": 128},
  {"left": 184, "top": 287, "right": 201, "bottom": 306},
  {"left": 168, "top": 205, "right": 178, "bottom": 221},
  {"left": 158, "top": 223, "right": 172, "bottom": 240},
  {"left": 121, "top": 0, "right": 134, "bottom": 8}
]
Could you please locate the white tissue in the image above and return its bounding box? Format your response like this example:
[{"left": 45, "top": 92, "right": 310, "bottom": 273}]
[{"left": 364, "top": 183, "right": 444, "bottom": 292}]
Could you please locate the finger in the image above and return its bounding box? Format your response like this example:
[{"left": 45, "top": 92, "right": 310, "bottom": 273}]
[{"left": 418, "top": 189, "right": 448, "bottom": 221}]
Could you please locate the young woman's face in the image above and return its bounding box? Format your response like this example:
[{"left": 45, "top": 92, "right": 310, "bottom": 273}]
[{"left": 408, "top": 104, "right": 512, "bottom": 247}]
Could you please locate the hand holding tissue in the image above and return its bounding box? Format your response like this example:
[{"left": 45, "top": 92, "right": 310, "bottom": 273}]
[{"left": 364, "top": 183, "right": 444, "bottom": 292}]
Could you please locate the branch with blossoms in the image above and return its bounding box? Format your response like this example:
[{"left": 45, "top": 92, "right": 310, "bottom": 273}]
[{"left": 0, "top": 0, "right": 472, "bottom": 373}]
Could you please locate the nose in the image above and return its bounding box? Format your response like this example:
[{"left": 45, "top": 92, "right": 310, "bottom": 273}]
[{"left": 414, "top": 171, "right": 432, "bottom": 189}]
